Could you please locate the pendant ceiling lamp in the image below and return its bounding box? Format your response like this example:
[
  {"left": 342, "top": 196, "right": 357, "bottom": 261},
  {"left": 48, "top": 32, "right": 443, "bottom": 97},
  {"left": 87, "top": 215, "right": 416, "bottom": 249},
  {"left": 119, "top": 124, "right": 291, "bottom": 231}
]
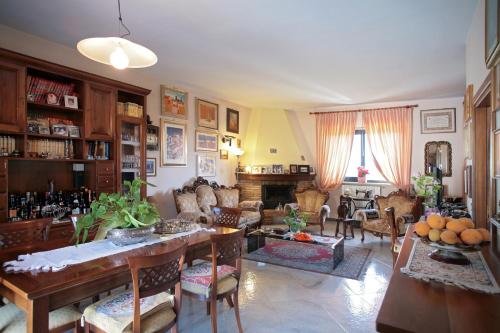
[{"left": 77, "top": 0, "right": 157, "bottom": 69}]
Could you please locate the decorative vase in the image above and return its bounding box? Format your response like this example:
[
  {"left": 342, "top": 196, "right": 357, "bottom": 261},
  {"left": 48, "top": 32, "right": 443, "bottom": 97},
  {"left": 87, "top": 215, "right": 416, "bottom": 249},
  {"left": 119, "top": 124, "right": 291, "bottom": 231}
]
[
  {"left": 358, "top": 176, "right": 366, "bottom": 183},
  {"left": 106, "top": 225, "right": 155, "bottom": 246}
]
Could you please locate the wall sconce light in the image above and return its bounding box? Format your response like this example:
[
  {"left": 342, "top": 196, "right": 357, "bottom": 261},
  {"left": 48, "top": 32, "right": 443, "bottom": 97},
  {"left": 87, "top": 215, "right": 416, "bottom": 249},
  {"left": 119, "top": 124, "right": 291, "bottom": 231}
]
[{"left": 221, "top": 135, "right": 237, "bottom": 147}]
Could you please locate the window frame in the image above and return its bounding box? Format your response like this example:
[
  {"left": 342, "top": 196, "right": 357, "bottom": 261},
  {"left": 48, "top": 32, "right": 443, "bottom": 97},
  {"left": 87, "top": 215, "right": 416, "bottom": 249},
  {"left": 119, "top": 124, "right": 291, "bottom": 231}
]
[{"left": 344, "top": 129, "right": 386, "bottom": 183}]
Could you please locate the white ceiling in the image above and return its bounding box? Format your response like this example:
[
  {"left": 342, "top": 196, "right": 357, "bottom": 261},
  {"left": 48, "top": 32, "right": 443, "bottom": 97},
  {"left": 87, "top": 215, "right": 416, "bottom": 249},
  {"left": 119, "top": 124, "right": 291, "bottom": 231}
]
[{"left": 0, "top": 0, "right": 477, "bottom": 109}]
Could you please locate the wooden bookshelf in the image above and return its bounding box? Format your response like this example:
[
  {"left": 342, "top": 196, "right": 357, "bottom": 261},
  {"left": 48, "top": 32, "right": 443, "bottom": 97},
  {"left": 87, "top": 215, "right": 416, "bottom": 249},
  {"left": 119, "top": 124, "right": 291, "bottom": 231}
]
[{"left": 0, "top": 48, "right": 150, "bottom": 225}]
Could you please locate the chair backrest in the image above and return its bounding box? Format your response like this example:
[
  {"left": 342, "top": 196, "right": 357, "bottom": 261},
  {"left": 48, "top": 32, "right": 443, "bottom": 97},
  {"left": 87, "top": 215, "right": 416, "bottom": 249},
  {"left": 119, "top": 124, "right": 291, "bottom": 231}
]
[
  {"left": 0, "top": 218, "right": 51, "bottom": 249},
  {"left": 293, "top": 187, "right": 330, "bottom": 212},
  {"left": 127, "top": 242, "right": 188, "bottom": 333},
  {"left": 375, "top": 190, "right": 422, "bottom": 221},
  {"left": 337, "top": 202, "right": 349, "bottom": 220},
  {"left": 212, "top": 207, "right": 242, "bottom": 228},
  {"left": 210, "top": 229, "right": 245, "bottom": 288},
  {"left": 385, "top": 207, "right": 399, "bottom": 267}
]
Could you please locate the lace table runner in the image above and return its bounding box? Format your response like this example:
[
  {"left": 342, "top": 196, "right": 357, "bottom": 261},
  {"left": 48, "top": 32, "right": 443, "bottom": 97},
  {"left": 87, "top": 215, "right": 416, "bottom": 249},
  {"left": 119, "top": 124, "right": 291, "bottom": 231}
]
[
  {"left": 3, "top": 225, "right": 215, "bottom": 273},
  {"left": 401, "top": 238, "right": 500, "bottom": 294}
]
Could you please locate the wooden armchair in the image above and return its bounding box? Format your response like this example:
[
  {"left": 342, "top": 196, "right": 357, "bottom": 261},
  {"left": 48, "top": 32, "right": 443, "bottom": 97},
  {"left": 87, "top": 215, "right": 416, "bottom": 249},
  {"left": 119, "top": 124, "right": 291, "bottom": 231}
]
[
  {"left": 385, "top": 207, "right": 402, "bottom": 267},
  {"left": 285, "top": 187, "right": 330, "bottom": 235},
  {"left": 359, "top": 190, "right": 423, "bottom": 241}
]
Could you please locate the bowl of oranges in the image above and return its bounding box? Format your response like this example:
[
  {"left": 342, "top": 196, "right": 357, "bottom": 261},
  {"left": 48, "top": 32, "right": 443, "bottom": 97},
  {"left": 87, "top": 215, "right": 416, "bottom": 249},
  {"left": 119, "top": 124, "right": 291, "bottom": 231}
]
[{"left": 414, "top": 214, "right": 490, "bottom": 265}]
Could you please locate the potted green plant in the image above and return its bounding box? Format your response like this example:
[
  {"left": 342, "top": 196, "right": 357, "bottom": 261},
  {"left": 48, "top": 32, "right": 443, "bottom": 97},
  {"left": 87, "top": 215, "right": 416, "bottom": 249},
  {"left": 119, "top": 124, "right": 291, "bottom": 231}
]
[
  {"left": 74, "top": 179, "right": 160, "bottom": 246},
  {"left": 283, "top": 209, "right": 309, "bottom": 233},
  {"left": 411, "top": 173, "right": 442, "bottom": 215}
]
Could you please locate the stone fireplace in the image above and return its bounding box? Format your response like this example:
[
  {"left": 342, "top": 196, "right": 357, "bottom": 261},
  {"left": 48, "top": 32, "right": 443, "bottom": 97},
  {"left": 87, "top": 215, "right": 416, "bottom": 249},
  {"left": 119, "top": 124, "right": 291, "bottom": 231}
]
[{"left": 237, "top": 173, "right": 316, "bottom": 223}]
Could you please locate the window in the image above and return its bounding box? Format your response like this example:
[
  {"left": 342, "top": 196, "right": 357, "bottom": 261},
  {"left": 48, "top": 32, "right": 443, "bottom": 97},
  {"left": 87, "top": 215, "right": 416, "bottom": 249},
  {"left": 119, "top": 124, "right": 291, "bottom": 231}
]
[{"left": 344, "top": 129, "right": 386, "bottom": 182}]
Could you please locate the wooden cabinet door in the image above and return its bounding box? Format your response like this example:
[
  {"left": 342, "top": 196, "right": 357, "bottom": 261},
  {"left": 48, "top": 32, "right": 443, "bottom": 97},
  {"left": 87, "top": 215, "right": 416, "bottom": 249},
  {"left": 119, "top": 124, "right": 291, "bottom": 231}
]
[
  {"left": 85, "top": 82, "right": 115, "bottom": 140},
  {"left": 0, "top": 59, "right": 25, "bottom": 133}
]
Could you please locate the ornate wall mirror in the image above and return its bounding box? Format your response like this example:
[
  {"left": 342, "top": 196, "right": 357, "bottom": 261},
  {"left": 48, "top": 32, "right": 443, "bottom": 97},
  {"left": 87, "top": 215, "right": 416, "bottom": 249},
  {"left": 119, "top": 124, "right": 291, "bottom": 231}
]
[{"left": 425, "top": 141, "right": 452, "bottom": 177}]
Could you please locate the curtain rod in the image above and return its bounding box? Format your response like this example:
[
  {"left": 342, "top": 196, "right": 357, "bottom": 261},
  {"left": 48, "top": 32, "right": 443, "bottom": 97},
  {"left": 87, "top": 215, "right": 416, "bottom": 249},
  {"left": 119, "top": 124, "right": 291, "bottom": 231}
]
[{"left": 309, "top": 104, "right": 418, "bottom": 115}]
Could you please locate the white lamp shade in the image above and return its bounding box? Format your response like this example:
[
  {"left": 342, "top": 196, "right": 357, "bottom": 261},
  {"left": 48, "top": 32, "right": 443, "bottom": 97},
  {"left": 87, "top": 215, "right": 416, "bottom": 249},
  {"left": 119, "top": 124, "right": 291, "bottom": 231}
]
[{"left": 77, "top": 37, "right": 157, "bottom": 69}]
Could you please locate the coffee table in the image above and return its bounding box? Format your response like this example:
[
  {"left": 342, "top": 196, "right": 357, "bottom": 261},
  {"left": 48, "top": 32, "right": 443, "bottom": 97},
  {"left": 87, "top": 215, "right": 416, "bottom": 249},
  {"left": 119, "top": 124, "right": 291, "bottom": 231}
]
[{"left": 247, "top": 229, "right": 345, "bottom": 268}]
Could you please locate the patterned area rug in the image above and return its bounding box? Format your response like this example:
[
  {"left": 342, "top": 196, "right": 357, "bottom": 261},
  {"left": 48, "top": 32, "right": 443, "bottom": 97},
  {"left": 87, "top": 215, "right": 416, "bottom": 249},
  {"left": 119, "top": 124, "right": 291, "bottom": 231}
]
[{"left": 244, "top": 238, "right": 371, "bottom": 280}]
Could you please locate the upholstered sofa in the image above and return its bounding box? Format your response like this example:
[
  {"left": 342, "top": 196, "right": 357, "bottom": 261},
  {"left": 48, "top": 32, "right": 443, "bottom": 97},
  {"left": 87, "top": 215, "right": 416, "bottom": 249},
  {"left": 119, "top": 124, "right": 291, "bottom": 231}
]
[
  {"left": 285, "top": 187, "right": 331, "bottom": 235},
  {"left": 173, "top": 177, "right": 263, "bottom": 229},
  {"left": 358, "top": 189, "right": 423, "bottom": 241}
]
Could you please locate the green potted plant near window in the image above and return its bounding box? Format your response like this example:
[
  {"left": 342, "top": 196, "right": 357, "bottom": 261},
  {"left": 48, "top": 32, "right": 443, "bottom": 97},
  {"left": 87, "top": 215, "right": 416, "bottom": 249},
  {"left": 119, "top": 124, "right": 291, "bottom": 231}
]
[
  {"left": 283, "top": 209, "right": 309, "bottom": 234},
  {"left": 411, "top": 173, "right": 442, "bottom": 215},
  {"left": 74, "top": 179, "right": 160, "bottom": 246}
]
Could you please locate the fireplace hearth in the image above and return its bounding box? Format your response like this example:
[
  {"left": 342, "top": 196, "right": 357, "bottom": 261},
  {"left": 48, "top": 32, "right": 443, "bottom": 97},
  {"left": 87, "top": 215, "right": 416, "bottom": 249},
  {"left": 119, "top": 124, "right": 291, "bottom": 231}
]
[{"left": 261, "top": 184, "right": 295, "bottom": 209}]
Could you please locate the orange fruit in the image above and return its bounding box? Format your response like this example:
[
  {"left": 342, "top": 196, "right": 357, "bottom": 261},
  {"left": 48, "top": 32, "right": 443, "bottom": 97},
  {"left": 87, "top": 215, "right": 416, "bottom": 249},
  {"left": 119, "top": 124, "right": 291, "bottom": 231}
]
[
  {"left": 440, "top": 230, "right": 459, "bottom": 245},
  {"left": 427, "top": 214, "right": 446, "bottom": 229},
  {"left": 460, "top": 229, "right": 482, "bottom": 245},
  {"left": 415, "top": 221, "right": 431, "bottom": 237},
  {"left": 446, "top": 219, "right": 467, "bottom": 234},
  {"left": 476, "top": 228, "right": 491, "bottom": 242}
]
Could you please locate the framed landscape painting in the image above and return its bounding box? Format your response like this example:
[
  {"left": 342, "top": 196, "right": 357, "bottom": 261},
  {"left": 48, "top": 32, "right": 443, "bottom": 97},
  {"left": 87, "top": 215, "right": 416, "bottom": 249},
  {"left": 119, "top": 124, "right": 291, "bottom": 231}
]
[
  {"left": 196, "top": 98, "right": 218, "bottom": 130},
  {"left": 195, "top": 130, "right": 218, "bottom": 152},
  {"left": 160, "top": 119, "right": 187, "bottom": 166},
  {"left": 161, "top": 85, "right": 188, "bottom": 120},
  {"left": 226, "top": 108, "right": 239, "bottom": 133},
  {"left": 197, "top": 154, "right": 216, "bottom": 177},
  {"left": 420, "top": 108, "right": 456, "bottom": 134}
]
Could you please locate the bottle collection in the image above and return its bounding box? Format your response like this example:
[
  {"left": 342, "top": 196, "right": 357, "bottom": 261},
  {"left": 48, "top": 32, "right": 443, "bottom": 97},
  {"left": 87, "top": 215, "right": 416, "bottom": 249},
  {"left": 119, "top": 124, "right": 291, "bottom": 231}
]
[{"left": 8, "top": 188, "right": 96, "bottom": 222}]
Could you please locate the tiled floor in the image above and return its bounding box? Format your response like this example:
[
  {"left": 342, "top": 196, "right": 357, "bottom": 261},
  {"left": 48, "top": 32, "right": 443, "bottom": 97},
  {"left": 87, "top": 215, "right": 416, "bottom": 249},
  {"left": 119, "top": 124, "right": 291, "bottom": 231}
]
[{"left": 178, "top": 224, "right": 393, "bottom": 333}]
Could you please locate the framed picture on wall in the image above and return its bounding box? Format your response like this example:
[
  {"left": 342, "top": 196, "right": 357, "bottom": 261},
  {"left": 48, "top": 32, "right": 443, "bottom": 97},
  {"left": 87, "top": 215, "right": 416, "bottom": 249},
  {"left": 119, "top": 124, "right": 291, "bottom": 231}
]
[
  {"left": 196, "top": 98, "right": 219, "bottom": 130},
  {"left": 290, "top": 164, "right": 298, "bottom": 174},
  {"left": 420, "top": 108, "right": 456, "bottom": 134},
  {"left": 146, "top": 158, "right": 156, "bottom": 177},
  {"left": 197, "top": 154, "right": 216, "bottom": 177},
  {"left": 161, "top": 86, "right": 188, "bottom": 120},
  {"left": 195, "top": 130, "right": 218, "bottom": 152},
  {"left": 226, "top": 108, "right": 239, "bottom": 133},
  {"left": 220, "top": 149, "right": 228, "bottom": 160},
  {"left": 298, "top": 165, "right": 310, "bottom": 174},
  {"left": 160, "top": 119, "right": 187, "bottom": 166}
]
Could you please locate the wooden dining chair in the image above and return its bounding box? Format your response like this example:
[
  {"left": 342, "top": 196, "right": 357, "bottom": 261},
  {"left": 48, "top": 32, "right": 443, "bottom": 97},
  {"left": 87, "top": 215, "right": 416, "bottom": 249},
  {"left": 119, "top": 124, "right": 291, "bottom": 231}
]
[
  {"left": 0, "top": 218, "right": 52, "bottom": 249},
  {"left": 181, "top": 229, "right": 245, "bottom": 333},
  {"left": 82, "top": 242, "right": 188, "bottom": 333},
  {"left": 212, "top": 207, "right": 242, "bottom": 228},
  {"left": 0, "top": 302, "right": 82, "bottom": 332},
  {"left": 386, "top": 207, "right": 402, "bottom": 267}
]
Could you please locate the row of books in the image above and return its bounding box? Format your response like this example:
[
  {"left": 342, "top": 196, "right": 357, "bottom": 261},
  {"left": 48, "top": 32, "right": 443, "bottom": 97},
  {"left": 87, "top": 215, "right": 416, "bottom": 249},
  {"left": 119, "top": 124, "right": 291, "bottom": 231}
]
[
  {"left": 86, "top": 141, "right": 111, "bottom": 160},
  {"left": 117, "top": 102, "right": 144, "bottom": 118},
  {"left": 27, "top": 75, "right": 76, "bottom": 104}
]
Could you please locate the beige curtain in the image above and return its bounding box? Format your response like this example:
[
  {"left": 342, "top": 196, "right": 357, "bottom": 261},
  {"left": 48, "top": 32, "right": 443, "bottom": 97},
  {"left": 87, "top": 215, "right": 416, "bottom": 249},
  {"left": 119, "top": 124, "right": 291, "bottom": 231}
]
[
  {"left": 363, "top": 107, "right": 413, "bottom": 190},
  {"left": 315, "top": 112, "right": 357, "bottom": 190}
]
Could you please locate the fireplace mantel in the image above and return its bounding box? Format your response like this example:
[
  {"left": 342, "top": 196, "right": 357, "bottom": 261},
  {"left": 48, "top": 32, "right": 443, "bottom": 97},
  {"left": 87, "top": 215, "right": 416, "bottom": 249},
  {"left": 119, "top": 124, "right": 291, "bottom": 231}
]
[{"left": 237, "top": 173, "right": 316, "bottom": 181}]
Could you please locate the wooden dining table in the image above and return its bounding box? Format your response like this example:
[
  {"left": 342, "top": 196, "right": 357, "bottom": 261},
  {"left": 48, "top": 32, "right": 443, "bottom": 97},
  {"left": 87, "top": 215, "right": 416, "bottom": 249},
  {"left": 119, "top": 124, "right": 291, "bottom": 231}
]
[
  {"left": 376, "top": 225, "right": 500, "bottom": 333},
  {"left": 0, "top": 226, "right": 238, "bottom": 333}
]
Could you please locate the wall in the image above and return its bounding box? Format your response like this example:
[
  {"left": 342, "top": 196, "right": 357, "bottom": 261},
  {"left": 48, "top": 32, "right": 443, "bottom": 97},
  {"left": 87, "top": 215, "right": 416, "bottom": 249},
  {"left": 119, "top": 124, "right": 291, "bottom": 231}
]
[
  {"left": 0, "top": 24, "right": 252, "bottom": 218},
  {"left": 242, "top": 109, "right": 306, "bottom": 167},
  {"left": 243, "top": 97, "right": 465, "bottom": 211},
  {"left": 466, "top": 0, "right": 488, "bottom": 90}
]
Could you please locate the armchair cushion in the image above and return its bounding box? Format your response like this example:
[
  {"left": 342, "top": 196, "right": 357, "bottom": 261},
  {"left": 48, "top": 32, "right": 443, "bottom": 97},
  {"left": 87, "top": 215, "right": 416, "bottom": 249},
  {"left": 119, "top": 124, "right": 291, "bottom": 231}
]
[
  {"left": 238, "top": 211, "right": 262, "bottom": 227},
  {"left": 196, "top": 185, "right": 217, "bottom": 210},
  {"left": 238, "top": 200, "right": 263, "bottom": 211},
  {"left": 295, "top": 190, "right": 329, "bottom": 213},
  {"left": 175, "top": 192, "right": 201, "bottom": 213},
  {"left": 214, "top": 188, "right": 239, "bottom": 208}
]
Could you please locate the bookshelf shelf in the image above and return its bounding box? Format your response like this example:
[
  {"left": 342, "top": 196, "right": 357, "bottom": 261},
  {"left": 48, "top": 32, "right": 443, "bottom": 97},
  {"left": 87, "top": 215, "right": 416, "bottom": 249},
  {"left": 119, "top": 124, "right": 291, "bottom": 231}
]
[{"left": 27, "top": 102, "right": 83, "bottom": 113}]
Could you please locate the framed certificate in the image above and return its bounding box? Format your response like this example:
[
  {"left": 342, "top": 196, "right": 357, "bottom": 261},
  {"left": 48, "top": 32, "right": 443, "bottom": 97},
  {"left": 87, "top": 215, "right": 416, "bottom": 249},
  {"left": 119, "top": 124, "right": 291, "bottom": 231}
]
[{"left": 420, "top": 108, "right": 456, "bottom": 134}]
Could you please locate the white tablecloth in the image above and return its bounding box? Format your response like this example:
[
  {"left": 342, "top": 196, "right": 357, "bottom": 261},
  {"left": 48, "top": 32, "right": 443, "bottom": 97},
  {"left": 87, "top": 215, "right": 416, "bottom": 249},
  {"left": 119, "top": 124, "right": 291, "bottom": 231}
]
[{"left": 3, "top": 225, "right": 215, "bottom": 273}]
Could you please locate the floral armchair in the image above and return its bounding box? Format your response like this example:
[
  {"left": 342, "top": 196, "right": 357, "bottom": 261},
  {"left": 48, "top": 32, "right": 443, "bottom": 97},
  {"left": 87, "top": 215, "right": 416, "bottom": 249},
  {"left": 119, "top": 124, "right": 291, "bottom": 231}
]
[
  {"left": 358, "top": 189, "right": 423, "bottom": 241},
  {"left": 173, "top": 177, "right": 263, "bottom": 230},
  {"left": 285, "top": 187, "right": 331, "bottom": 235}
]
